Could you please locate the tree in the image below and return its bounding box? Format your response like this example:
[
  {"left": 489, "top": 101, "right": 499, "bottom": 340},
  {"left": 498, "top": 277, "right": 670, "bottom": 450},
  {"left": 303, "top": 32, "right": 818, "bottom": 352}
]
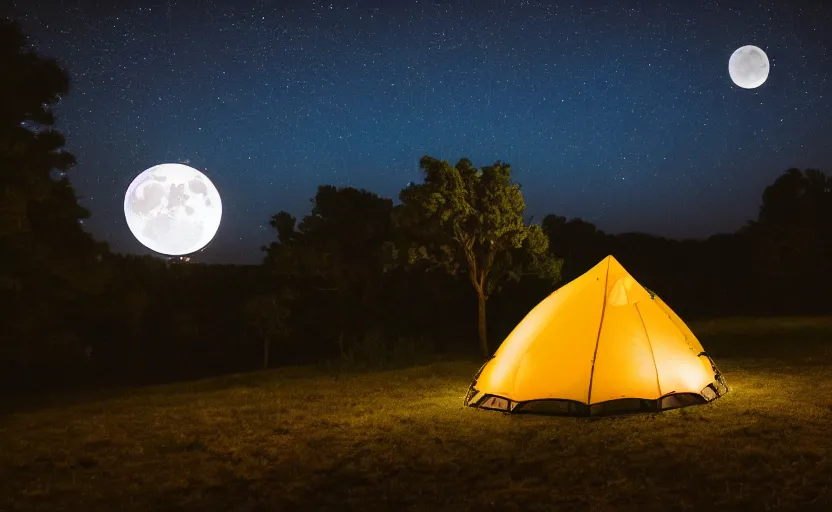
[
  {"left": 744, "top": 168, "right": 832, "bottom": 312},
  {"left": 100, "top": 255, "right": 162, "bottom": 377},
  {"left": 542, "top": 215, "right": 609, "bottom": 282},
  {"left": 0, "top": 19, "right": 74, "bottom": 237},
  {"left": 263, "top": 186, "right": 394, "bottom": 358},
  {"left": 242, "top": 294, "right": 290, "bottom": 369},
  {"left": 0, "top": 19, "right": 108, "bottom": 386},
  {"left": 394, "top": 155, "right": 562, "bottom": 357}
]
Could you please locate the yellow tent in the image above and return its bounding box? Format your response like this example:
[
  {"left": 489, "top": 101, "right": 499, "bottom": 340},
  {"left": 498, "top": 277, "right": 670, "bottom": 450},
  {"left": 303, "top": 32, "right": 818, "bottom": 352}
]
[{"left": 464, "top": 255, "right": 728, "bottom": 415}]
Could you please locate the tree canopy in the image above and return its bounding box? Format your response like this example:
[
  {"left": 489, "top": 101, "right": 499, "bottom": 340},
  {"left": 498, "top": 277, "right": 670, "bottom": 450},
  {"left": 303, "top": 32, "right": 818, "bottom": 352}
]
[
  {"left": 744, "top": 168, "right": 832, "bottom": 307},
  {"left": 0, "top": 19, "right": 108, "bottom": 384},
  {"left": 264, "top": 185, "right": 394, "bottom": 358},
  {"left": 393, "top": 155, "right": 562, "bottom": 356}
]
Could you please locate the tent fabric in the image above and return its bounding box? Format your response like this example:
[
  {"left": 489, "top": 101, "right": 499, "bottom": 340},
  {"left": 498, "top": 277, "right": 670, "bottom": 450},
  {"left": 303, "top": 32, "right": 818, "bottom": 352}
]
[{"left": 464, "top": 255, "right": 728, "bottom": 416}]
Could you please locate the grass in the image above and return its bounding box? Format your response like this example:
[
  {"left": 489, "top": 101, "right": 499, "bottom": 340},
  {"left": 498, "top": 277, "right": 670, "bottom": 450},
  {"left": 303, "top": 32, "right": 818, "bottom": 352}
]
[{"left": 2, "top": 317, "right": 832, "bottom": 511}]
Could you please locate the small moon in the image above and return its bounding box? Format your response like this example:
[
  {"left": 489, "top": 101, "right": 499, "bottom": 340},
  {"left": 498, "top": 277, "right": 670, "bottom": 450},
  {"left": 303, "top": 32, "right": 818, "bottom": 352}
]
[{"left": 729, "top": 45, "right": 769, "bottom": 89}]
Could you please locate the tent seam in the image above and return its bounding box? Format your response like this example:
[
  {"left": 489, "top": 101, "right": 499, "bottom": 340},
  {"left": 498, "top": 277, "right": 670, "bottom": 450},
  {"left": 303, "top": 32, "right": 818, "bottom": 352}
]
[
  {"left": 586, "top": 256, "right": 611, "bottom": 406},
  {"left": 634, "top": 302, "right": 663, "bottom": 398}
]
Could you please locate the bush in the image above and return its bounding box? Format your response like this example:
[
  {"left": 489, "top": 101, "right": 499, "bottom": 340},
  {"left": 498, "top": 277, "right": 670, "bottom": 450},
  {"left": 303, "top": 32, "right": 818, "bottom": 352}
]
[{"left": 342, "top": 331, "right": 436, "bottom": 370}]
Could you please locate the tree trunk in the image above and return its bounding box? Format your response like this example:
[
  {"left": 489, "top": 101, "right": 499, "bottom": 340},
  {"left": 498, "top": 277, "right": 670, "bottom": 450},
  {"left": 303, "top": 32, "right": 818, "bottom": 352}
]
[
  {"left": 129, "top": 330, "right": 144, "bottom": 380},
  {"left": 477, "top": 291, "right": 488, "bottom": 357},
  {"left": 263, "top": 338, "right": 270, "bottom": 369},
  {"left": 18, "top": 338, "right": 31, "bottom": 391},
  {"left": 337, "top": 330, "right": 347, "bottom": 359},
  {"left": 337, "top": 291, "right": 348, "bottom": 359}
]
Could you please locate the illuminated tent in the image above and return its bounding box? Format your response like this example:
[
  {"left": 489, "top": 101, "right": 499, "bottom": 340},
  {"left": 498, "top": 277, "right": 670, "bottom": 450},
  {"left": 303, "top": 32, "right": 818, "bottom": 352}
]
[{"left": 464, "top": 255, "right": 727, "bottom": 416}]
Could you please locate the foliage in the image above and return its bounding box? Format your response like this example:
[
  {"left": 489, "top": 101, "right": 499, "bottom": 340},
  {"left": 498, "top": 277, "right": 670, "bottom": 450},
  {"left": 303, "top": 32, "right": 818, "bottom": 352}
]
[
  {"left": 5, "top": 18, "right": 832, "bottom": 394},
  {"left": 393, "top": 155, "right": 562, "bottom": 355},
  {"left": 744, "top": 168, "right": 832, "bottom": 310},
  {"left": 339, "top": 330, "right": 437, "bottom": 370},
  {"left": 263, "top": 185, "right": 394, "bottom": 358},
  {"left": 0, "top": 19, "right": 108, "bottom": 385},
  {"left": 542, "top": 215, "right": 609, "bottom": 281},
  {"left": 242, "top": 293, "right": 291, "bottom": 369}
]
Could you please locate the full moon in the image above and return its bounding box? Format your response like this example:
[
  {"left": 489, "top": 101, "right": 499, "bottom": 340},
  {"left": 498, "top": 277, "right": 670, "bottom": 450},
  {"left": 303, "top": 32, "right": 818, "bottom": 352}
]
[
  {"left": 124, "top": 163, "right": 223, "bottom": 256},
  {"left": 728, "top": 45, "right": 769, "bottom": 89}
]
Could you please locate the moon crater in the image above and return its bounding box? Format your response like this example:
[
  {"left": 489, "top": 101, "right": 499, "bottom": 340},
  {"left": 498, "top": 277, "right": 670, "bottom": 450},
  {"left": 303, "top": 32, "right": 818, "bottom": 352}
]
[
  {"left": 729, "top": 45, "right": 769, "bottom": 89},
  {"left": 124, "top": 163, "right": 223, "bottom": 256}
]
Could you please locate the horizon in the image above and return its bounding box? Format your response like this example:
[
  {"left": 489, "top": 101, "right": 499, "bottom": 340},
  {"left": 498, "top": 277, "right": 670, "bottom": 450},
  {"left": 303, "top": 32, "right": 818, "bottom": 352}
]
[
  {"left": 107, "top": 168, "right": 778, "bottom": 267},
  {"left": 4, "top": 0, "right": 830, "bottom": 264},
  {"left": 4, "top": 4, "right": 832, "bottom": 507}
]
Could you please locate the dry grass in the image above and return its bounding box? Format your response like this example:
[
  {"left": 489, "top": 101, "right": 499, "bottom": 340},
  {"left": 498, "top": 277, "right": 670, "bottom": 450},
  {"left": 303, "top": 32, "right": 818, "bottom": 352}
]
[{"left": 2, "top": 317, "right": 832, "bottom": 511}]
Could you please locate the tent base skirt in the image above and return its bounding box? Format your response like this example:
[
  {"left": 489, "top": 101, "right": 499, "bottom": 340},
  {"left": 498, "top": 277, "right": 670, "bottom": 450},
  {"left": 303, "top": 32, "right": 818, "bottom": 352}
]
[{"left": 464, "top": 378, "right": 728, "bottom": 417}]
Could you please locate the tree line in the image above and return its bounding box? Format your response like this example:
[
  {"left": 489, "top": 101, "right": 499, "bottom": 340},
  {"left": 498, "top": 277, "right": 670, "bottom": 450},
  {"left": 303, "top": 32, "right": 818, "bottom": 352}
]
[{"left": 2, "top": 19, "right": 831, "bottom": 392}]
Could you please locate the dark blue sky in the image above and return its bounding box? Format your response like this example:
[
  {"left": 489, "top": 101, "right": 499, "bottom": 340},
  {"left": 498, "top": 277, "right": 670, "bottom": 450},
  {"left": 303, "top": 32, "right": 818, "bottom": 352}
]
[{"left": 6, "top": 0, "right": 832, "bottom": 263}]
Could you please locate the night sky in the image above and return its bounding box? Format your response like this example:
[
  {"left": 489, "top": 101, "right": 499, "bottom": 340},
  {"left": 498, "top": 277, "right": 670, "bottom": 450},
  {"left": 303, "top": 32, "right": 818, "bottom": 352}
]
[{"left": 6, "top": 0, "right": 831, "bottom": 264}]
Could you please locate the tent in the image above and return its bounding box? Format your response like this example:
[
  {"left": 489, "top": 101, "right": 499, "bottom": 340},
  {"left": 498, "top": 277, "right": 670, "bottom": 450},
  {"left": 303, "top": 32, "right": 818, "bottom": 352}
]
[{"left": 464, "top": 255, "right": 728, "bottom": 416}]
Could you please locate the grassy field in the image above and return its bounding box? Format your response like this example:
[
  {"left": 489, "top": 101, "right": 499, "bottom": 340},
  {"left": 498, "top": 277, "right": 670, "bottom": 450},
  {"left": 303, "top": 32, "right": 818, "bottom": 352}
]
[{"left": 2, "top": 317, "right": 831, "bottom": 511}]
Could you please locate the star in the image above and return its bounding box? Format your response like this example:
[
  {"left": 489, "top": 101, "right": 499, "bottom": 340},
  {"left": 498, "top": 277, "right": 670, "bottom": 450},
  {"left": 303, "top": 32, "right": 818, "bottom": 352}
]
[{"left": 5, "top": 0, "right": 831, "bottom": 263}]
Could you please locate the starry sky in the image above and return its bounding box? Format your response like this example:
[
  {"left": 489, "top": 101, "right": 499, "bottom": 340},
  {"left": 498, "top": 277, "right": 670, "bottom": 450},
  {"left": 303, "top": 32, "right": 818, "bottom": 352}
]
[{"left": 5, "top": 0, "right": 831, "bottom": 264}]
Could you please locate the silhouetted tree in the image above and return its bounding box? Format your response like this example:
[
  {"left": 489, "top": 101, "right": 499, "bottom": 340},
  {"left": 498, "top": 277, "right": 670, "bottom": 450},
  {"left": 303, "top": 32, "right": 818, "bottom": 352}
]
[
  {"left": 264, "top": 185, "right": 394, "bottom": 358},
  {"left": 99, "top": 255, "right": 162, "bottom": 378},
  {"left": 698, "top": 232, "right": 754, "bottom": 316},
  {"left": 393, "top": 155, "right": 562, "bottom": 357},
  {"left": 0, "top": 19, "right": 108, "bottom": 387},
  {"left": 542, "top": 215, "right": 609, "bottom": 281},
  {"left": 170, "top": 310, "right": 200, "bottom": 368},
  {"left": 242, "top": 293, "right": 290, "bottom": 369},
  {"left": 745, "top": 168, "right": 832, "bottom": 312}
]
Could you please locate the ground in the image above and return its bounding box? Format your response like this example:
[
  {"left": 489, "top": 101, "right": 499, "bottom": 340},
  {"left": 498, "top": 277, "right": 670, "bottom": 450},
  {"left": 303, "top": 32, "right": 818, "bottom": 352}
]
[{"left": 2, "top": 317, "right": 831, "bottom": 511}]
